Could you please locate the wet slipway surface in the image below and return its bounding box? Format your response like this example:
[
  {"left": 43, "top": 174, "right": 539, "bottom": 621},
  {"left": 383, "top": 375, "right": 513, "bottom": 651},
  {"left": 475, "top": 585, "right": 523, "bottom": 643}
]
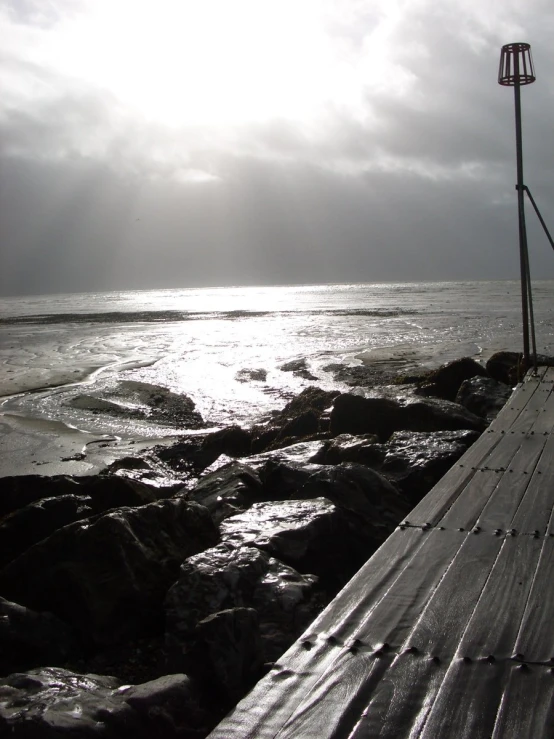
[{"left": 208, "top": 366, "right": 554, "bottom": 738}]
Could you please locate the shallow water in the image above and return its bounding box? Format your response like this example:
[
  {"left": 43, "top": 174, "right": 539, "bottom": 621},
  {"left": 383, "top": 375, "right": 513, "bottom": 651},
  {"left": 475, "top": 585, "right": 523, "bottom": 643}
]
[{"left": 1, "top": 280, "right": 553, "bottom": 474}]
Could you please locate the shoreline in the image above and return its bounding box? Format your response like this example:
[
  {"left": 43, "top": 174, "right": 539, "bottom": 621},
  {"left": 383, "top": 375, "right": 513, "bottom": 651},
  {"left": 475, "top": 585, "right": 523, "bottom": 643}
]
[{"left": 0, "top": 350, "right": 537, "bottom": 736}]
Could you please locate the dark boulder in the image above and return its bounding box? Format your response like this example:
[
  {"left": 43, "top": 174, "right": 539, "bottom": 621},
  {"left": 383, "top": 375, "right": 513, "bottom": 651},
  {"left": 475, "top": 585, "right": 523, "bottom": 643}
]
[
  {"left": 330, "top": 393, "right": 486, "bottom": 441},
  {"left": 179, "top": 608, "right": 264, "bottom": 704},
  {"left": 329, "top": 394, "right": 403, "bottom": 441},
  {"left": 236, "top": 368, "right": 267, "bottom": 382},
  {"left": 415, "top": 357, "right": 487, "bottom": 400},
  {"left": 102, "top": 454, "right": 185, "bottom": 492},
  {"left": 485, "top": 350, "right": 522, "bottom": 384},
  {"left": 189, "top": 463, "right": 263, "bottom": 524},
  {"left": 165, "top": 542, "right": 324, "bottom": 664},
  {"left": 400, "top": 397, "right": 487, "bottom": 433},
  {"left": 0, "top": 598, "right": 80, "bottom": 676},
  {"left": 257, "top": 461, "right": 320, "bottom": 501},
  {"left": 313, "top": 430, "right": 480, "bottom": 504},
  {"left": 456, "top": 376, "right": 513, "bottom": 421},
  {"left": 299, "top": 463, "right": 409, "bottom": 535},
  {"left": 279, "top": 358, "right": 318, "bottom": 380},
  {"left": 376, "top": 429, "right": 480, "bottom": 503},
  {"left": 201, "top": 425, "right": 252, "bottom": 459},
  {"left": 251, "top": 387, "right": 338, "bottom": 453},
  {"left": 313, "top": 433, "right": 383, "bottom": 467},
  {"left": 0, "top": 499, "right": 218, "bottom": 647},
  {"left": 0, "top": 474, "right": 162, "bottom": 519},
  {"left": 0, "top": 494, "right": 94, "bottom": 568},
  {"left": 246, "top": 440, "right": 325, "bottom": 472},
  {"left": 0, "top": 668, "right": 210, "bottom": 738},
  {"left": 220, "top": 497, "right": 380, "bottom": 592}
]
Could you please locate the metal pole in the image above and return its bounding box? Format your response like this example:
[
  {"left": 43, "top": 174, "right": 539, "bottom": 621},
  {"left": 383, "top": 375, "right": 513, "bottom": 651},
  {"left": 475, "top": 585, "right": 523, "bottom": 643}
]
[{"left": 513, "top": 67, "right": 531, "bottom": 366}]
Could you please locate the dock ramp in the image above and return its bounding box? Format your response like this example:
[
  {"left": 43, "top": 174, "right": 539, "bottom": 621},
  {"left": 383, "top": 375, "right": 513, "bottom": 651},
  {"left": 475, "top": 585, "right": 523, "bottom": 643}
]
[{"left": 208, "top": 367, "right": 554, "bottom": 738}]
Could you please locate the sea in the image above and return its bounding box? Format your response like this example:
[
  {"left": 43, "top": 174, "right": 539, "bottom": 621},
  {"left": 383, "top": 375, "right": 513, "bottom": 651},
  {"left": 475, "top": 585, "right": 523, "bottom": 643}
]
[{"left": 1, "top": 280, "right": 553, "bottom": 475}]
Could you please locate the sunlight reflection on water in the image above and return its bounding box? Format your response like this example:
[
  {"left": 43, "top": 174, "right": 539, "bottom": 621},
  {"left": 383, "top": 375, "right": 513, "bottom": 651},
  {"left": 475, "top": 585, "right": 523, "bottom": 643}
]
[{"left": 1, "top": 281, "right": 554, "bottom": 438}]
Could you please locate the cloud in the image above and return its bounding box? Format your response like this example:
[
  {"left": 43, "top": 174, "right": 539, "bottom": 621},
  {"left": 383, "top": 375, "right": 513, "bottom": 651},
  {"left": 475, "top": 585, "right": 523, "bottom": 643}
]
[{"left": 1, "top": 0, "right": 554, "bottom": 295}]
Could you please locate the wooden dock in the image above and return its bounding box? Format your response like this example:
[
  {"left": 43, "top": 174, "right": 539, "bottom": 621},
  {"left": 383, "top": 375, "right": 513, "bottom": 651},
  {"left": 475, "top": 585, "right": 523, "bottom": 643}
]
[{"left": 208, "top": 366, "right": 554, "bottom": 738}]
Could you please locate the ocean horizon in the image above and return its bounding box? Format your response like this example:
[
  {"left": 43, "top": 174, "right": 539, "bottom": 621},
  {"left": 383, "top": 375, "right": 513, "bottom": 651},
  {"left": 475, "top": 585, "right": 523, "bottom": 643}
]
[{"left": 1, "top": 279, "right": 553, "bottom": 476}]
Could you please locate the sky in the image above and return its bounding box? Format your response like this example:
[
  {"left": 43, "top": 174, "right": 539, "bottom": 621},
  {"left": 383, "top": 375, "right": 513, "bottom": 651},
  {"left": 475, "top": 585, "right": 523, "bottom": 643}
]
[{"left": 1, "top": 0, "right": 554, "bottom": 296}]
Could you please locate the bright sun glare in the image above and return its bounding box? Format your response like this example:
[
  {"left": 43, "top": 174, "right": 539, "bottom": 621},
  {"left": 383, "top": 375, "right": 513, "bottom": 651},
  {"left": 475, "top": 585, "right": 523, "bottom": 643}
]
[{"left": 50, "top": 0, "right": 345, "bottom": 126}]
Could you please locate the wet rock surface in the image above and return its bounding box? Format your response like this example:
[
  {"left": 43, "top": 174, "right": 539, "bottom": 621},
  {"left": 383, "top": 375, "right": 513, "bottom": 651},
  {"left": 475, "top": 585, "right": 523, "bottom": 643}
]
[
  {"left": 0, "top": 353, "right": 517, "bottom": 737},
  {"left": 280, "top": 358, "right": 318, "bottom": 380},
  {"left": 0, "top": 499, "right": 218, "bottom": 647},
  {"left": 0, "top": 494, "right": 94, "bottom": 568},
  {"left": 188, "top": 463, "right": 262, "bottom": 524},
  {"left": 0, "top": 598, "right": 80, "bottom": 676},
  {"left": 415, "top": 357, "right": 488, "bottom": 400},
  {"left": 165, "top": 542, "right": 324, "bottom": 665},
  {"left": 329, "top": 393, "right": 485, "bottom": 441},
  {"left": 0, "top": 473, "right": 164, "bottom": 519},
  {"left": 456, "top": 376, "right": 513, "bottom": 420},
  {"left": 220, "top": 497, "right": 382, "bottom": 592},
  {"left": 0, "top": 668, "right": 210, "bottom": 738}
]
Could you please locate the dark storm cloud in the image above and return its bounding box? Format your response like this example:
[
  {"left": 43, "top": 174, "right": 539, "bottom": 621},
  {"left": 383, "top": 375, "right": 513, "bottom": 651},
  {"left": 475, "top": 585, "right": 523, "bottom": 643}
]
[{"left": 1, "top": 0, "right": 554, "bottom": 295}]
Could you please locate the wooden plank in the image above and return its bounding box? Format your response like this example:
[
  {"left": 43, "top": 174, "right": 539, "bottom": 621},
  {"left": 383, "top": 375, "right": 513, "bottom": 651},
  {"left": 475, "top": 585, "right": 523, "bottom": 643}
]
[
  {"left": 456, "top": 537, "right": 543, "bottom": 660},
  {"left": 348, "top": 654, "right": 449, "bottom": 739},
  {"left": 487, "top": 368, "right": 546, "bottom": 432},
  {"left": 349, "top": 529, "right": 466, "bottom": 650},
  {"left": 207, "top": 529, "right": 427, "bottom": 739},
  {"left": 510, "top": 433, "right": 554, "bottom": 534},
  {"left": 347, "top": 534, "right": 503, "bottom": 737},
  {"left": 273, "top": 652, "right": 391, "bottom": 739},
  {"left": 406, "top": 432, "right": 503, "bottom": 526},
  {"left": 510, "top": 369, "right": 554, "bottom": 435},
  {"left": 418, "top": 660, "right": 508, "bottom": 739},
  {"left": 491, "top": 665, "right": 554, "bottom": 738},
  {"left": 305, "top": 528, "right": 431, "bottom": 640},
  {"left": 472, "top": 435, "right": 546, "bottom": 531},
  {"left": 513, "top": 538, "right": 554, "bottom": 662}
]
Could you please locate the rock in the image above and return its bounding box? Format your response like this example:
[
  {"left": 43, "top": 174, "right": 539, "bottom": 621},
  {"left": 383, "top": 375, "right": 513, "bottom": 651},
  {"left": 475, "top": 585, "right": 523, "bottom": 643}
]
[
  {"left": 185, "top": 608, "right": 264, "bottom": 704},
  {"left": 154, "top": 436, "right": 218, "bottom": 478},
  {"left": 400, "top": 397, "right": 487, "bottom": 433},
  {"left": 165, "top": 543, "right": 324, "bottom": 664},
  {"left": 251, "top": 387, "right": 338, "bottom": 453},
  {"left": 314, "top": 430, "right": 480, "bottom": 504},
  {"left": 276, "top": 386, "right": 339, "bottom": 418},
  {"left": 323, "top": 362, "right": 401, "bottom": 387},
  {"left": 103, "top": 455, "right": 185, "bottom": 491},
  {"left": 376, "top": 429, "right": 480, "bottom": 503},
  {"left": 189, "top": 463, "right": 263, "bottom": 524},
  {"left": 0, "top": 474, "right": 162, "bottom": 519},
  {"left": 279, "top": 358, "right": 318, "bottom": 380},
  {"left": 117, "top": 673, "right": 209, "bottom": 737},
  {"left": 246, "top": 440, "right": 325, "bottom": 472},
  {"left": 0, "top": 598, "right": 80, "bottom": 676},
  {"left": 0, "top": 494, "right": 94, "bottom": 568},
  {"left": 0, "top": 667, "right": 210, "bottom": 738},
  {"left": 485, "top": 350, "right": 521, "bottom": 384},
  {"left": 313, "top": 433, "right": 383, "bottom": 467},
  {"left": 456, "top": 376, "right": 513, "bottom": 420},
  {"left": 201, "top": 425, "right": 252, "bottom": 459},
  {"left": 115, "top": 381, "right": 205, "bottom": 429},
  {"left": 415, "top": 357, "right": 488, "bottom": 400},
  {"left": 0, "top": 499, "right": 218, "bottom": 647},
  {"left": 329, "top": 394, "right": 404, "bottom": 440},
  {"left": 220, "top": 498, "right": 379, "bottom": 592},
  {"left": 299, "top": 463, "right": 409, "bottom": 535},
  {"left": 330, "top": 394, "right": 486, "bottom": 442},
  {"left": 257, "top": 461, "right": 320, "bottom": 501},
  {"left": 236, "top": 368, "right": 267, "bottom": 382}
]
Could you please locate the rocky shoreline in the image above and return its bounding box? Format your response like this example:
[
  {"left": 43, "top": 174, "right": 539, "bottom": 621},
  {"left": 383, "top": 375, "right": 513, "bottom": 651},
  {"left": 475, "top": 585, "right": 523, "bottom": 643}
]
[{"left": 0, "top": 351, "right": 540, "bottom": 736}]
